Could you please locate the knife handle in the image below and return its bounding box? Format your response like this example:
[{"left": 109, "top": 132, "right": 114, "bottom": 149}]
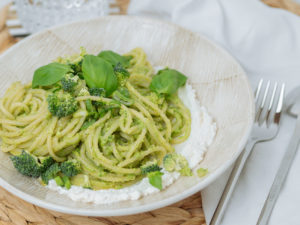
[
  {"left": 256, "top": 117, "right": 300, "bottom": 225},
  {"left": 210, "top": 139, "right": 256, "bottom": 225}
]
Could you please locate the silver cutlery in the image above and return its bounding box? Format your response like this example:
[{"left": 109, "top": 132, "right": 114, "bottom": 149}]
[
  {"left": 210, "top": 79, "right": 285, "bottom": 225},
  {"left": 256, "top": 86, "right": 300, "bottom": 225}
]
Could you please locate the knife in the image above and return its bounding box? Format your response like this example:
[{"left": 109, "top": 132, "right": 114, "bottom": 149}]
[{"left": 256, "top": 99, "right": 300, "bottom": 225}]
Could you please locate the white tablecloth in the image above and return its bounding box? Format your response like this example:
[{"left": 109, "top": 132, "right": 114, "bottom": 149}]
[{"left": 128, "top": 1, "right": 300, "bottom": 224}]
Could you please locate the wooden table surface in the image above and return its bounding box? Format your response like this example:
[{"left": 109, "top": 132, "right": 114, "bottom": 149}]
[{"left": 0, "top": 0, "right": 299, "bottom": 225}]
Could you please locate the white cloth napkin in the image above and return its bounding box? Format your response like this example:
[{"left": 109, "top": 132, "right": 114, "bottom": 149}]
[
  {"left": 0, "top": 0, "right": 11, "bottom": 9},
  {"left": 128, "top": 1, "right": 300, "bottom": 224}
]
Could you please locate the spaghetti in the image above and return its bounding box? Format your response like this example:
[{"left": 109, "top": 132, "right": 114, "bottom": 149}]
[{"left": 0, "top": 48, "right": 191, "bottom": 190}]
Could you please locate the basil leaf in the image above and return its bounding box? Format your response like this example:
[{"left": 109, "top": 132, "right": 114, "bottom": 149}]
[
  {"left": 98, "top": 50, "right": 131, "bottom": 68},
  {"left": 32, "top": 63, "right": 71, "bottom": 88},
  {"left": 149, "top": 68, "right": 187, "bottom": 95},
  {"left": 82, "top": 55, "right": 118, "bottom": 96},
  {"left": 148, "top": 171, "right": 163, "bottom": 190},
  {"left": 89, "top": 87, "right": 106, "bottom": 97}
]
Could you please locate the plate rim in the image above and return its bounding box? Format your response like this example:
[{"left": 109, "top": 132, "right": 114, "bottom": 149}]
[{"left": 0, "top": 15, "right": 254, "bottom": 216}]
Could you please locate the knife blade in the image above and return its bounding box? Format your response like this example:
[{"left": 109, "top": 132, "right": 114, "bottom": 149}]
[{"left": 256, "top": 113, "right": 300, "bottom": 225}]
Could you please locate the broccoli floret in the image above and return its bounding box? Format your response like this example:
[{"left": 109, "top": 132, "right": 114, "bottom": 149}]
[
  {"left": 41, "top": 163, "right": 61, "bottom": 184},
  {"left": 89, "top": 87, "right": 106, "bottom": 97},
  {"left": 10, "top": 151, "right": 54, "bottom": 178},
  {"left": 141, "top": 159, "right": 161, "bottom": 174},
  {"left": 112, "top": 87, "right": 133, "bottom": 106},
  {"left": 88, "top": 87, "right": 106, "bottom": 108},
  {"left": 114, "top": 63, "right": 130, "bottom": 86},
  {"left": 179, "top": 166, "right": 193, "bottom": 176},
  {"left": 10, "top": 151, "right": 42, "bottom": 178},
  {"left": 61, "top": 73, "right": 79, "bottom": 92},
  {"left": 60, "top": 159, "right": 81, "bottom": 177},
  {"left": 163, "top": 154, "right": 176, "bottom": 171},
  {"left": 70, "top": 61, "right": 82, "bottom": 74},
  {"left": 163, "top": 153, "right": 192, "bottom": 176},
  {"left": 60, "top": 73, "right": 88, "bottom": 97},
  {"left": 73, "top": 79, "right": 88, "bottom": 97},
  {"left": 38, "top": 156, "right": 55, "bottom": 173},
  {"left": 70, "top": 60, "right": 83, "bottom": 79},
  {"left": 67, "top": 47, "right": 86, "bottom": 79},
  {"left": 47, "top": 91, "right": 78, "bottom": 118},
  {"left": 78, "top": 88, "right": 89, "bottom": 97}
]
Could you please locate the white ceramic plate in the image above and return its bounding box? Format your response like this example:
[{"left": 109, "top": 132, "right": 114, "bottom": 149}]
[{"left": 0, "top": 16, "right": 254, "bottom": 216}]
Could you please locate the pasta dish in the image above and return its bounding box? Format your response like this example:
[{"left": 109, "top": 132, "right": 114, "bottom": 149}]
[{"left": 0, "top": 48, "right": 194, "bottom": 191}]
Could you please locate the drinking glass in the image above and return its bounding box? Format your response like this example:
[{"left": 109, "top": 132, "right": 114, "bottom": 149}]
[{"left": 14, "top": 0, "right": 109, "bottom": 33}]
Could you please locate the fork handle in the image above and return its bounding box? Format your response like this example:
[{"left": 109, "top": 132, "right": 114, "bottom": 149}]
[{"left": 210, "top": 139, "right": 257, "bottom": 225}]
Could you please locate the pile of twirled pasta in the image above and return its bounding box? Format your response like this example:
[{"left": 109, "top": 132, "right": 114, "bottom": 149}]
[{"left": 0, "top": 48, "right": 191, "bottom": 190}]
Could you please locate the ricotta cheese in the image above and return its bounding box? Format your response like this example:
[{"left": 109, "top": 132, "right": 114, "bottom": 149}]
[{"left": 47, "top": 83, "right": 216, "bottom": 204}]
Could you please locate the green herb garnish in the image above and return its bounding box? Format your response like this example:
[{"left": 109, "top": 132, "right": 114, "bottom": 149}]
[
  {"left": 148, "top": 171, "right": 163, "bottom": 190},
  {"left": 150, "top": 68, "right": 187, "bottom": 95},
  {"left": 197, "top": 168, "right": 208, "bottom": 178},
  {"left": 82, "top": 55, "right": 118, "bottom": 96},
  {"left": 98, "top": 50, "right": 131, "bottom": 68},
  {"left": 32, "top": 63, "right": 72, "bottom": 88}
]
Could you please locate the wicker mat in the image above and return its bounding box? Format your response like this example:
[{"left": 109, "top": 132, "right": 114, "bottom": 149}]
[
  {"left": 0, "top": 0, "right": 298, "bottom": 224},
  {"left": 0, "top": 188, "right": 204, "bottom": 225}
]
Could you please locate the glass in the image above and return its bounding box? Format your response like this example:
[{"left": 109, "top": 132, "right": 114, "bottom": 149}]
[{"left": 14, "top": 0, "right": 109, "bottom": 33}]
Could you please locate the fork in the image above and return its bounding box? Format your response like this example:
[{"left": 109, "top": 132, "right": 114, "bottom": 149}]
[{"left": 210, "top": 79, "right": 285, "bottom": 225}]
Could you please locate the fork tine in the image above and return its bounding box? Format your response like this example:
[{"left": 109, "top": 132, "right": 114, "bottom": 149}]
[
  {"left": 265, "top": 82, "right": 278, "bottom": 125},
  {"left": 255, "top": 80, "right": 270, "bottom": 122},
  {"left": 273, "top": 83, "right": 285, "bottom": 124},
  {"left": 261, "top": 80, "right": 270, "bottom": 109},
  {"left": 255, "top": 79, "right": 263, "bottom": 102}
]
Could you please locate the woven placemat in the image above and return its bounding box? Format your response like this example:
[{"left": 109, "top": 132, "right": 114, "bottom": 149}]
[
  {"left": 0, "top": 187, "right": 204, "bottom": 225},
  {"left": 0, "top": 0, "right": 299, "bottom": 224}
]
